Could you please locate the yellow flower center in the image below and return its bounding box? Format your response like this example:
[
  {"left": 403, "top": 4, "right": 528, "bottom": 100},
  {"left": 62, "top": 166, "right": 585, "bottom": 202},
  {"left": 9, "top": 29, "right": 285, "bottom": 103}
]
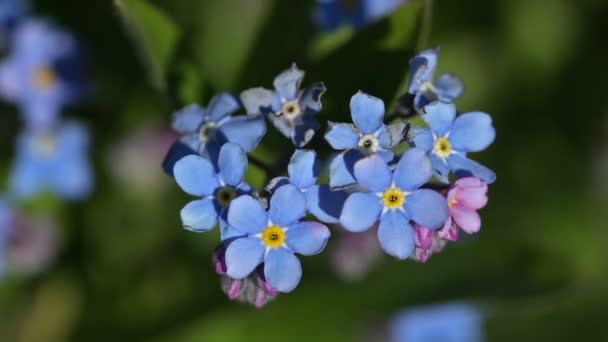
[
  {"left": 216, "top": 187, "right": 237, "bottom": 208},
  {"left": 281, "top": 100, "right": 301, "bottom": 118},
  {"left": 33, "top": 67, "right": 58, "bottom": 90},
  {"left": 262, "top": 225, "right": 286, "bottom": 248},
  {"left": 382, "top": 187, "right": 405, "bottom": 209},
  {"left": 448, "top": 197, "right": 457, "bottom": 207},
  {"left": 433, "top": 136, "right": 452, "bottom": 158}
]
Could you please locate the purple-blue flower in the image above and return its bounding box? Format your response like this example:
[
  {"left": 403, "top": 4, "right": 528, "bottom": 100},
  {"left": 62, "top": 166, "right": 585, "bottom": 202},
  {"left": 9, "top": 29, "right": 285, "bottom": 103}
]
[
  {"left": 173, "top": 143, "right": 253, "bottom": 238},
  {"left": 314, "top": 0, "right": 406, "bottom": 32},
  {"left": 0, "top": 19, "right": 85, "bottom": 130},
  {"left": 339, "top": 148, "right": 449, "bottom": 259},
  {"left": 408, "top": 47, "right": 464, "bottom": 110},
  {"left": 225, "top": 184, "right": 331, "bottom": 292},
  {"left": 326, "top": 91, "right": 398, "bottom": 189},
  {"left": 9, "top": 121, "right": 93, "bottom": 201},
  {"left": 411, "top": 102, "right": 496, "bottom": 183},
  {"left": 240, "top": 64, "right": 325, "bottom": 147},
  {"left": 390, "top": 303, "right": 485, "bottom": 342}
]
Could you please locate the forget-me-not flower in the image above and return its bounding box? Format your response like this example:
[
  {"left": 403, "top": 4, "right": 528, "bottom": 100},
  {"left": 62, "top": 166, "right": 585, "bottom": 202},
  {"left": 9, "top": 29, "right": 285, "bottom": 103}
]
[
  {"left": 411, "top": 102, "right": 496, "bottom": 183},
  {"left": 225, "top": 184, "right": 331, "bottom": 292},
  {"left": 339, "top": 148, "right": 449, "bottom": 259},
  {"left": 240, "top": 64, "right": 326, "bottom": 147},
  {"left": 314, "top": 0, "right": 406, "bottom": 32},
  {"left": 10, "top": 121, "right": 93, "bottom": 201}
]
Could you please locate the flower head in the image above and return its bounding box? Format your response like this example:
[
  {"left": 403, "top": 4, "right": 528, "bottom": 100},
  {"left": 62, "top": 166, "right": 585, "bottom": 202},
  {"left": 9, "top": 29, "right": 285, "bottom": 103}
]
[
  {"left": 339, "top": 148, "right": 449, "bottom": 259},
  {"left": 411, "top": 102, "right": 496, "bottom": 183},
  {"left": 313, "top": 0, "right": 406, "bottom": 32},
  {"left": 442, "top": 177, "right": 488, "bottom": 235},
  {"left": 225, "top": 184, "right": 331, "bottom": 292},
  {"left": 240, "top": 64, "right": 325, "bottom": 147}
]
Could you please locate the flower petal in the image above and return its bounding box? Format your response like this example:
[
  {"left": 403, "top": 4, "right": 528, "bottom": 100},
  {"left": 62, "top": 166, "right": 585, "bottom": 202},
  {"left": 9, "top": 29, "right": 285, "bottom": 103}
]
[
  {"left": 171, "top": 104, "right": 204, "bottom": 134},
  {"left": 227, "top": 195, "right": 268, "bottom": 234},
  {"left": 240, "top": 87, "right": 277, "bottom": 115},
  {"left": 273, "top": 64, "right": 304, "bottom": 100},
  {"left": 329, "top": 150, "right": 362, "bottom": 190},
  {"left": 449, "top": 112, "right": 495, "bottom": 152},
  {"left": 430, "top": 154, "right": 450, "bottom": 181},
  {"left": 451, "top": 205, "right": 481, "bottom": 234},
  {"left": 288, "top": 149, "right": 320, "bottom": 190},
  {"left": 299, "top": 82, "right": 326, "bottom": 113},
  {"left": 340, "top": 192, "right": 382, "bottom": 232},
  {"left": 264, "top": 248, "right": 302, "bottom": 293},
  {"left": 206, "top": 93, "right": 240, "bottom": 122},
  {"left": 292, "top": 114, "right": 320, "bottom": 147},
  {"left": 173, "top": 155, "right": 220, "bottom": 196},
  {"left": 378, "top": 211, "right": 416, "bottom": 259},
  {"left": 454, "top": 177, "right": 488, "bottom": 209},
  {"left": 304, "top": 185, "right": 347, "bottom": 224},
  {"left": 218, "top": 143, "right": 247, "bottom": 186},
  {"left": 407, "top": 47, "right": 439, "bottom": 93},
  {"left": 325, "top": 122, "right": 359, "bottom": 150},
  {"left": 422, "top": 102, "right": 456, "bottom": 136},
  {"left": 225, "top": 237, "right": 265, "bottom": 279},
  {"left": 406, "top": 189, "right": 449, "bottom": 229},
  {"left": 350, "top": 91, "right": 385, "bottom": 134},
  {"left": 218, "top": 115, "right": 266, "bottom": 152},
  {"left": 180, "top": 198, "right": 219, "bottom": 232},
  {"left": 269, "top": 184, "right": 306, "bottom": 227},
  {"left": 447, "top": 154, "right": 496, "bottom": 184},
  {"left": 394, "top": 148, "right": 432, "bottom": 191},
  {"left": 219, "top": 217, "right": 244, "bottom": 241},
  {"left": 434, "top": 73, "right": 464, "bottom": 101},
  {"left": 410, "top": 126, "right": 433, "bottom": 151},
  {"left": 286, "top": 221, "right": 331, "bottom": 255},
  {"left": 353, "top": 154, "right": 392, "bottom": 192},
  {"left": 51, "top": 156, "right": 92, "bottom": 200}
]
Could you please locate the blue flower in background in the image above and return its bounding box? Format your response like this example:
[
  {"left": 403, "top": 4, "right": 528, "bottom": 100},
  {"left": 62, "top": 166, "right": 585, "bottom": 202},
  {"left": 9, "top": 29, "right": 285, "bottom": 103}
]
[
  {"left": 266, "top": 149, "right": 347, "bottom": 224},
  {"left": 225, "top": 184, "right": 330, "bottom": 292},
  {"left": 0, "top": 19, "right": 85, "bottom": 130},
  {"left": 411, "top": 102, "right": 496, "bottom": 183},
  {"left": 0, "top": 197, "right": 14, "bottom": 276},
  {"left": 408, "top": 47, "right": 464, "bottom": 110},
  {"left": 173, "top": 143, "right": 253, "bottom": 239},
  {"left": 339, "top": 148, "right": 449, "bottom": 259},
  {"left": 240, "top": 64, "right": 326, "bottom": 147},
  {"left": 0, "top": 0, "right": 28, "bottom": 34},
  {"left": 314, "top": 0, "right": 406, "bottom": 32},
  {"left": 9, "top": 121, "right": 93, "bottom": 201},
  {"left": 326, "top": 91, "right": 399, "bottom": 190},
  {"left": 390, "top": 303, "right": 485, "bottom": 342}
]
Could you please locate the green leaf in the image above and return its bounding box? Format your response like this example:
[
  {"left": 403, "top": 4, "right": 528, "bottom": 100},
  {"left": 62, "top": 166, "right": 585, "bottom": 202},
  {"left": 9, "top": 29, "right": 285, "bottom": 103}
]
[{"left": 115, "top": 0, "right": 180, "bottom": 91}]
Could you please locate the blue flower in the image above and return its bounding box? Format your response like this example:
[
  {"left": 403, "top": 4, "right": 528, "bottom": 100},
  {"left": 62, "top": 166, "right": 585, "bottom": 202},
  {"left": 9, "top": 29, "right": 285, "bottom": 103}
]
[
  {"left": 0, "top": 19, "right": 85, "bottom": 130},
  {"left": 314, "top": 0, "right": 406, "bottom": 32},
  {"left": 225, "top": 184, "right": 331, "bottom": 292},
  {"left": 171, "top": 93, "right": 266, "bottom": 163},
  {"left": 411, "top": 102, "right": 496, "bottom": 183},
  {"left": 240, "top": 64, "right": 325, "bottom": 147},
  {"left": 325, "top": 91, "right": 398, "bottom": 189},
  {"left": 9, "top": 121, "right": 93, "bottom": 201},
  {"left": 390, "top": 303, "right": 485, "bottom": 342},
  {"left": 173, "top": 143, "right": 253, "bottom": 239},
  {"left": 339, "top": 148, "right": 449, "bottom": 259},
  {"left": 408, "top": 47, "right": 464, "bottom": 110},
  {"left": 266, "top": 149, "right": 347, "bottom": 224}
]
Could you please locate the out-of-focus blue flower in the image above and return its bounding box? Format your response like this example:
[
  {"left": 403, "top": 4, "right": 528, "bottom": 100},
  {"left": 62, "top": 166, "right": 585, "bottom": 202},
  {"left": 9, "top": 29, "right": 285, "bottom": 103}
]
[
  {"left": 0, "top": 0, "right": 28, "bottom": 34},
  {"left": 0, "top": 197, "right": 13, "bottom": 276},
  {"left": 170, "top": 93, "right": 266, "bottom": 165},
  {"left": 411, "top": 102, "right": 496, "bottom": 183},
  {"left": 0, "top": 19, "right": 85, "bottom": 130},
  {"left": 225, "top": 184, "right": 331, "bottom": 292},
  {"left": 326, "top": 91, "right": 399, "bottom": 190},
  {"left": 339, "top": 148, "right": 449, "bottom": 259},
  {"left": 173, "top": 143, "right": 253, "bottom": 239},
  {"left": 266, "top": 149, "right": 347, "bottom": 224},
  {"left": 314, "top": 0, "right": 406, "bottom": 32},
  {"left": 390, "top": 303, "right": 485, "bottom": 342},
  {"left": 240, "top": 64, "right": 325, "bottom": 147},
  {"left": 9, "top": 121, "right": 93, "bottom": 201},
  {"left": 408, "top": 47, "right": 464, "bottom": 110}
]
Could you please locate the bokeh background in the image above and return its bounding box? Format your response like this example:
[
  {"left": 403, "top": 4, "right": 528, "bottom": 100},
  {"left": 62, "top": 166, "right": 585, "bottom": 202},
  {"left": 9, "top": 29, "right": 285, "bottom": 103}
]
[{"left": 1, "top": 0, "right": 607, "bottom": 341}]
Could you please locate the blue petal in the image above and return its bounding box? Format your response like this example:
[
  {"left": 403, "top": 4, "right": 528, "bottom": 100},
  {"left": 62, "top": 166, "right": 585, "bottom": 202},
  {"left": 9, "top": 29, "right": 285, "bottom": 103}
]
[
  {"left": 325, "top": 122, "right": 359, "bottom": 150},
  {"left": 292, "top": 114, "right": 320, "bottom": 147},
  {"left": 172, "top": 104, "right": 204, "bottom": 134},
  {"left": 375, "top": 124, "right": 392, "bottom": 149},
  {"left": 180, "top": 134, "right": 202, "bottom": 155},
  {"left": 173, "top": 155, "right": 220, "bottom": 196},
  {"left": 267, "top": 111, "right": 295, "bottom": 140},
  {"left": 206, "top": 93, "right": 240, "bottom": 122},
  {"left": 447, "top": 153, "right": 496, "bottom": 184},
  {"left": 269, "top": 184, "right": 306, "bottom": 227},
  {"left": 9, "top": 156, "right": 44, "bottom": 199},
  {"left": 240, "top": 87, "right": 277, "bottom": 115},
  {"left": 217, "top": 115, "right": 266, "bottom": 152},
  {"left": 410, "top": 126, "right": 433, "bottom": 151},
  {"left": 218, "top": 143, "right": 247, "bottom": 186},
  {"left": 377, "top": 149, "right": 395, "bottom": 163},
  {"left": 286, "top": 221, "right": 331, "bottom": 255},
  {"left": 350, "top": 91, "right": 385, "bottom": 134},
  {"left": 225, "top": 237, "right": 265, "bottom": 279},
  {"left": 180, "top": 198, "right": 219, "bottom": 232},
  {"left": 394, "top": 148, "right": 432, "bottom": 191},
  {"left": 434, "top": 73, "right": 464, "bottom": 102},
  {"left": 430, "top": 154, "right": 450, "bottom": 180},
  {"left": 354, "top": 154, "right": 392, "bottom": 192},
  {"left": 407, "top": 47, "right": 439, "bottom": 93},
  {"left": 299, "top": 82, "right": 326, "bottom": 113},
  {"left": 227, "top": 195, "right": 268, "bottom": 234},
  {"left": 264, "top": 176, "right": 290, "bottom": 194},
  {"left": 219, "top": 216, "right": 244, "bottom": 241},
  {"left": 51, "top": 156, "right": 92, "bottom": 200},
  {"left": 340, "top": 192, "right": 382, "bottom": 232},
  {"left": 406, "top": 189, "right": 449, "bottom": 229},
  {"left": 378, "top": 210, "right": 415, "bottom": 259},
  {"left": 329, "top": 150, "right": 362, "bottom": 190},
  {"left": 422, "top": 102, "right": 456, "bottom": 136},
  {"left": 273, "top": 64, "right": 304, "bottom": 100},
  {"left": 264, "top": 248, "right": 302, "bottom": 293},
  {"left": 304, "top": 185, "right": 347, "bottom": 224},
  {"left": 449, "top": 112, "right": 495, "bottom": 152},
  {"left": 288, "top": 149, "right": 320, "bottom": 190}
]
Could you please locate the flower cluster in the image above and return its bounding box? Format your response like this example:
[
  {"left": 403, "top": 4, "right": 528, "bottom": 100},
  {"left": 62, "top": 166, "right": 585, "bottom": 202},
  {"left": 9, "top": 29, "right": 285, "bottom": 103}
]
[{"left": 166, "top": 48, "right": 495, "bottom": 307}]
